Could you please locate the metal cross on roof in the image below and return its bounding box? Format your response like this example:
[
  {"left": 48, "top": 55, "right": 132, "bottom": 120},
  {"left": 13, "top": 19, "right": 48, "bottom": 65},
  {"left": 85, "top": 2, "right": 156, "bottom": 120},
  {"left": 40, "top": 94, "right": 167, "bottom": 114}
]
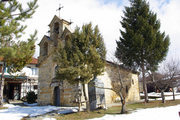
[
  {"left": 69, "top": 19, "right": 73, "bottom": 25},
  {"left": 69, "top": 19, "right": 73, "bottom": 28},
  {"left": 56, "top": 4, "right": 64, "bottom": 19}
]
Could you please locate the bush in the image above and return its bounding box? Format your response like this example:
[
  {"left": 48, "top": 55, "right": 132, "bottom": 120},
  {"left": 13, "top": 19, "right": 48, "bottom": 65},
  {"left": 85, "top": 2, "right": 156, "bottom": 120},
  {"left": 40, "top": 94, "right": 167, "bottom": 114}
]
[{"left": 26, "top": 91, "right": 37, "bottom": 104}]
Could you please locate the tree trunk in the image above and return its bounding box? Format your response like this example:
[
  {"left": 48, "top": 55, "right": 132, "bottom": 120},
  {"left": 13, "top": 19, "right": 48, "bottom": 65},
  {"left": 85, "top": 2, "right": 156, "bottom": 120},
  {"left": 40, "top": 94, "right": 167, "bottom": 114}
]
[
  {"left": 142, "top": 64, "right": 148, "bottom": 103},
  {"left": 161, "top": 91, "right": 166, "bottom": 103},
  {"left": 121, "top": 97, "right": 126, "bottom": 114},
  {"left": 79, "top": 94, "right": 81, "bottom": 113},
  {"left": 172, "top": 87, "right": 175, "bottom": 101},
  {"left": 82, "top": 83, "right": 89, "bottom": 112},
  {"left": 119, "top": 91, "right": 126, "bottom": 114},
  {"left": 0, "top": 62, "right": 5, "bottom": 108}
]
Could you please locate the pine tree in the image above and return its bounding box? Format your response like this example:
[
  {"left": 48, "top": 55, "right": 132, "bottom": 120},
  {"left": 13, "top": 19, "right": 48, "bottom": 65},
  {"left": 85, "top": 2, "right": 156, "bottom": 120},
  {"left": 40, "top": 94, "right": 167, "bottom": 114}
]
[
  {"left": 0, "top": 0, "right": 38, "bottom": 107},
  {"left": 53, "top": 22, "right": 106, "bottom": 112},
  {"left": 116, "top": 0, "right": 170, "bottom": 103}
]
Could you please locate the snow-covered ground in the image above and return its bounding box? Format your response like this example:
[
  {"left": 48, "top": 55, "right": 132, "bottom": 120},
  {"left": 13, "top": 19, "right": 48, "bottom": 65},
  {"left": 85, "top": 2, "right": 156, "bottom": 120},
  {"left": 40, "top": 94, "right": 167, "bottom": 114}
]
[
  {"left": 1, "top": 104, "right": 60, "bottom": 120},
  {"left": 0, "top": 103, "right": 78, "bottom": 120},
  {"left": 89, "top": 105, "right": 180, "bottom": 120},
  {"left": 140, "top": 92, "right": 180, "bottom": 100},
  {"left": 0, "top": 92, "right": 180, "bottom": 120}
]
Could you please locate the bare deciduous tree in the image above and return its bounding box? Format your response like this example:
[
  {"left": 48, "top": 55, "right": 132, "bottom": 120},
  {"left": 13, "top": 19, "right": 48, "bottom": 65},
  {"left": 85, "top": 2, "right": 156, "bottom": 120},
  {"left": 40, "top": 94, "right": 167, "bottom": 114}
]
[
  {"left": 110, "top": 64, "right": 131, "bottom": 114},
  {"left": 149, "top": 57, "right": 180, "bottom": 103},
  {"left": 90, "top": 52, "right": 135, "bottom": 114}
]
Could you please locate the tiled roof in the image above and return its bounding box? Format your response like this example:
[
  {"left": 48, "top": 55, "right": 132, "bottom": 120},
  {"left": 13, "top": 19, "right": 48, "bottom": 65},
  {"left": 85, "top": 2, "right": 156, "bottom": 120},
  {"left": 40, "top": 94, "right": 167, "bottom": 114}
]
[
  {"left": 0, "top": 57, "right": 37, "bottom": 64},
  {"left": 45, "top": 35, "right": 51, "bottom": 41},
  {"left": 30, "top": 57, "right": 38, "bottom": 64}
]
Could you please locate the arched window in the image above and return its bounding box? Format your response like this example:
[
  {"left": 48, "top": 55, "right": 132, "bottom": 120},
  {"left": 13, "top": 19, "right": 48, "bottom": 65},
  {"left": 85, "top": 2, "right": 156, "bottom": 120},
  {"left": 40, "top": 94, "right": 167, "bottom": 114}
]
[
  {"left": 53, "top": 66, "right": 58, "bottom": 78},
  {"left": 54, "top": 22, "right": 59, "bottom": 34},
  {"left": 43, "top": 42, "right": 48, "bottom": 56},
  {"left": 65, "top": 35, "right": 69, "bottom": 41},
  {"left": 53, "top": 22, "right": 59, "bottom": 46}
]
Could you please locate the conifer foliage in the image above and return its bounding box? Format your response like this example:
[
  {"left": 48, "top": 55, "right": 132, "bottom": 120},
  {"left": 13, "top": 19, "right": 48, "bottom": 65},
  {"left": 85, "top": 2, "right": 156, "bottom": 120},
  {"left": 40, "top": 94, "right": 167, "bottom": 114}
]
[
  {"left": 0, "top": 0, "right": 38, "bottom": 107},
  {"left": 116, "top": 0, "right": 170, "bottom": 102},
  {"left": 53, "top": 22, "right": 106, "bottom": 112}
]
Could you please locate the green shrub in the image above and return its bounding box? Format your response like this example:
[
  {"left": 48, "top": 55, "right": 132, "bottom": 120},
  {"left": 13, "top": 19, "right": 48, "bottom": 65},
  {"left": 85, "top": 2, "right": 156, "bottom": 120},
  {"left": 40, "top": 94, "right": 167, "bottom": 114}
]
[{"left": 26, "top": 91, "right": 37, "bottom": 104}]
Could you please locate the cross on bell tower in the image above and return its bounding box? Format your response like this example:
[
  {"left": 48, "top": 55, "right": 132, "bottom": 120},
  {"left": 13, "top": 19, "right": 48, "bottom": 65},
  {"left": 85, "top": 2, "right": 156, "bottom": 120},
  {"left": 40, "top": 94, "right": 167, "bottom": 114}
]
[
  {"left": 56, "top": 4, "right": 64, "bottom": 19},
  {"left": 69, "top": 19, "right": 73, "bottom": 28}
]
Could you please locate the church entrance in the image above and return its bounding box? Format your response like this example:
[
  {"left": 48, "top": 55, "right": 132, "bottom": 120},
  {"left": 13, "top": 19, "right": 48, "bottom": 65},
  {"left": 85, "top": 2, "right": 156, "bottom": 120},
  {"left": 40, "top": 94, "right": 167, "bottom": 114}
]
[{"left": 54, "top": 86, "right": 60, "bottom": 106}]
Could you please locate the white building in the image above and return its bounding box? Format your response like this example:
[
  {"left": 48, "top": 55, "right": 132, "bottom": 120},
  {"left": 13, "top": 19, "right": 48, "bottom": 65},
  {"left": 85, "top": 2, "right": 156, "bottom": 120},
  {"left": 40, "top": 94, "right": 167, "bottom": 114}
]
[{"left": 0, "top": 57, "right": 38, "bottom": 100}]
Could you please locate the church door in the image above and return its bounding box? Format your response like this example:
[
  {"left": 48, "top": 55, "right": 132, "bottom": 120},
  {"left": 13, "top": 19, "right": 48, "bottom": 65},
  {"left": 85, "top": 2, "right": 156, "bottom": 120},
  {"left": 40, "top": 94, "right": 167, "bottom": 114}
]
[{"left": 54, "top": 86, "right": 60, "bottom": 106}]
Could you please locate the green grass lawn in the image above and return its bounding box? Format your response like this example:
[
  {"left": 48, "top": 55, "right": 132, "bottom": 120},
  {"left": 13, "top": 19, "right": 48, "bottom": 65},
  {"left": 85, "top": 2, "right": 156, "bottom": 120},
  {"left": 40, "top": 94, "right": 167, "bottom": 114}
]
[
  {"left": 54, "top": 100, "right": 180, "bottom": 120},
  {"left": 0, "top": 107, "right": 8, "bottom": 110},
  {"left": 1, "top": 99, "right": 179, "bottom": 120}
]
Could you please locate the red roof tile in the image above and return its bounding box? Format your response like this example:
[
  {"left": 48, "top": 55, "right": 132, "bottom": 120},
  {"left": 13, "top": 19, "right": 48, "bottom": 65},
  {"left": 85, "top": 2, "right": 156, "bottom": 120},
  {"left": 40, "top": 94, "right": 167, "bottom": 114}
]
[
  {"left": 0, "top": 57, "right": 37, "bottom": 64},
  {"left": 30, "top": 57, "right": 38, "bottom": 64}
]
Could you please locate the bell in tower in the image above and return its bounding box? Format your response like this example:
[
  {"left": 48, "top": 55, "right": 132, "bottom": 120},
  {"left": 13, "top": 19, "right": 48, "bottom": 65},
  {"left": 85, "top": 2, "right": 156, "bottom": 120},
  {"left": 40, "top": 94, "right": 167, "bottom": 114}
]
[
  {"left": 53, "top": 22, "right": 59, "bottom": 46},
  {"left": 47, "top": 4, "right": 72, "bottom": 47}
]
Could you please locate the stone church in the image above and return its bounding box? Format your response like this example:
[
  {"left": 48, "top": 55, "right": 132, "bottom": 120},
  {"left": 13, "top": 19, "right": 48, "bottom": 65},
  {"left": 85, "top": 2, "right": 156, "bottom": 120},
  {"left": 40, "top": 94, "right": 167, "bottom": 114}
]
[{"left": 37, "top": 15, "right": 140, "bottom": 107}]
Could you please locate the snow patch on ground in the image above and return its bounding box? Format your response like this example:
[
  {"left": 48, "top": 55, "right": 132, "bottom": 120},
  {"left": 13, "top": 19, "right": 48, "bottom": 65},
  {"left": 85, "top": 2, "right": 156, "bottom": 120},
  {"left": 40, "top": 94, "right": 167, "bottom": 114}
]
[
  {"left": 24, "top": 102, "right": 38, "bottom": 106},
  {"left": 88, "top": 105, "right": 180, "bottom": 120},
  {"left": 1, "top": 92, "right": 180, "bottom": 120},
  {"left": 1, "top": 104, "right": 61, "bottom": 119}
]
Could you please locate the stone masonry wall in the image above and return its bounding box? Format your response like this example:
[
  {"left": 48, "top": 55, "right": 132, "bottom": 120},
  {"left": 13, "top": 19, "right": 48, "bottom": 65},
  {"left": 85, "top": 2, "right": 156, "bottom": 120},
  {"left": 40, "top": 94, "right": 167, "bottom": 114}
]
[
  {"left": 98, "top": 63, "right": 140, "bottom": 104},
  {"left": 37, "top": 53, "right": 88, "bottom": 106},
  {"left": 126, "top": 73, "right": 140, "bottom": 102},
  {"left": 37, "top": 56, "right": 55, "bottom": 106},
  {"left": 37, "top": 57, "right": 140, "bottom": 106}
]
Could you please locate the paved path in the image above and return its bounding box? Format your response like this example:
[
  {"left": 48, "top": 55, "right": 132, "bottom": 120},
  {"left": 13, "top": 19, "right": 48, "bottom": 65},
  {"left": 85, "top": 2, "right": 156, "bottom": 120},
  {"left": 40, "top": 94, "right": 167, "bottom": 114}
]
[{"left": 8, "top": 100, "right": 28, "bottom": 107}]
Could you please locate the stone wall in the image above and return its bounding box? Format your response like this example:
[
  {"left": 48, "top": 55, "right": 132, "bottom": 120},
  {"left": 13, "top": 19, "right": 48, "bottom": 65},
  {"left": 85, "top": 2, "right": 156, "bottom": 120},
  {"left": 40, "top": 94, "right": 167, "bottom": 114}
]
[
  {"left": 37, "top": 56, "right": 54, "bottom": 105},
  {"left": 37, "top": 54, "right": 88, "bottom": 106},
  {"left": 126, "top": 73, "right": 140, "bottom": 102},
  {"left": 38, "top": 58, "right": 140, "bottom": 106},
  {"left": 98, "top": 63, "right": 140, "bottom": 103}
]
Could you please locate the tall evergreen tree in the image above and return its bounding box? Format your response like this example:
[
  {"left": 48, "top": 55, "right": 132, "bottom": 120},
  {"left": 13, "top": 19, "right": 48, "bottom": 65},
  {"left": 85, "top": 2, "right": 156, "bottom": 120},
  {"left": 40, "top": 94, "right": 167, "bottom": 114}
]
[
  {"left": 53, "top": 22, "right": 106, "bottom": 112},
  {"left": 0, "top": 0, "right": 38, "bottom": 107},
  {"left": 116, "top": 0, "right": 170, "bottom": 103}
]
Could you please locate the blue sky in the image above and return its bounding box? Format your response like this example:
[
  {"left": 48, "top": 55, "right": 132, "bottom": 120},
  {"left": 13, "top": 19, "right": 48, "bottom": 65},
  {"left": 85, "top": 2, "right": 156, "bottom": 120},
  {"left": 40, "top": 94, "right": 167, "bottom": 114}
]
[
  {"left": 98, "top": 0, "right": 124, "bottom": 5},
  {"left": 18, "top": 0, "right": 180, "bottom": 64}
]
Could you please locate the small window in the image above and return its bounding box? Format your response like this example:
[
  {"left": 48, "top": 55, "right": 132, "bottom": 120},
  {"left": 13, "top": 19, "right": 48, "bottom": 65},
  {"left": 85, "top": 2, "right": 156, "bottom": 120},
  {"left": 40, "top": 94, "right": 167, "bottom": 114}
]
[
  {"left": 31, "top": 68, "right": 34, "bottom": 75},
  {"left": 34, "top": 68, "right": 37, "bottom": 75},
  {"left": 132, "top": 79, "right": 134, "bottom": 85},
  {"left": 65, "top": 35, "right": 70, "bottom": 41},
  {"left": 34, "top": 85, "right": 38, "bottom": 89},
  {"left": 53, "top": 66, "right": 58, "bottom": 78},
  {"left": 43, "top": 42, "right": 48, "bottom": 56},
  {"left": 126, "top": 86, "right": 128, "bottom": 93}
]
